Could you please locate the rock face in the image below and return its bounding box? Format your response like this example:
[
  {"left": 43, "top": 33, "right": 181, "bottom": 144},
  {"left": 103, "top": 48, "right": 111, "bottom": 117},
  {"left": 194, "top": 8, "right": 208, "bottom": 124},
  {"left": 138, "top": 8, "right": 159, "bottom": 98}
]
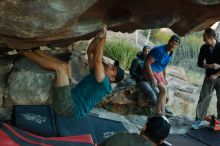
[
  {"left": 3, "top": 56, "right": 55, "bottom": 109},
  {"left": 1, "top": 0, "right": 220, "bottom": 49}
]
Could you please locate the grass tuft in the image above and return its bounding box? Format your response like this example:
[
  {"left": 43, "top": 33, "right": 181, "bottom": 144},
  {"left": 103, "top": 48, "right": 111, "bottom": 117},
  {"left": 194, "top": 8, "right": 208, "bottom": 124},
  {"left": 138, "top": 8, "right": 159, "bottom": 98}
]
[{"left": 104, "top": 38, "right": 139, "bottom": 70}]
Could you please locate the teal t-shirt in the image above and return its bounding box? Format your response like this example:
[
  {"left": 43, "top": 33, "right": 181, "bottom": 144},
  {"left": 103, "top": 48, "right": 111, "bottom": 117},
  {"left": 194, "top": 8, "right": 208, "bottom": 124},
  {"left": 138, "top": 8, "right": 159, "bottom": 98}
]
[{"left": 71, "top": 70, "right": 112, "bottom": 118}]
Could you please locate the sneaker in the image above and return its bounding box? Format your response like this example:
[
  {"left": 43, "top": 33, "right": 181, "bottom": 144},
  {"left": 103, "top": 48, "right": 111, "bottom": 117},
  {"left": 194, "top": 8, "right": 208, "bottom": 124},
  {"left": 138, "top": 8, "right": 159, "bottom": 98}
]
[{"left": 191, "top": 120, "right": 208, "bottom": 130}]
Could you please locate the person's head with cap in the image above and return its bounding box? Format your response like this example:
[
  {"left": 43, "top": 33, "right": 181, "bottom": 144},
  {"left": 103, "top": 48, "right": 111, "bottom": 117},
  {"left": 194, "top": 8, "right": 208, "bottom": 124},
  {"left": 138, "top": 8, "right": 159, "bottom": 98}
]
[
  {"left": 140, "top": 115, "right": 171, "bottom": 145},
  {"left": 142, "top": 45, "right": 151, "bottom": 56},
  {"left": 167, "top": 34, "right": 180, "bottom": 52},
  {"left": 105, "top": 60, "right": 124, "bottom": 83}
]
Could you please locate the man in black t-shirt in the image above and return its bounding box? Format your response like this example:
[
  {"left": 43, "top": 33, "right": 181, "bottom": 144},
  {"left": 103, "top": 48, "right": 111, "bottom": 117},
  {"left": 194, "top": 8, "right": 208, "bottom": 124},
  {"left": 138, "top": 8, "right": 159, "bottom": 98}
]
[{"left": 192, "top": 28, "right": 220, "bottom": 129}]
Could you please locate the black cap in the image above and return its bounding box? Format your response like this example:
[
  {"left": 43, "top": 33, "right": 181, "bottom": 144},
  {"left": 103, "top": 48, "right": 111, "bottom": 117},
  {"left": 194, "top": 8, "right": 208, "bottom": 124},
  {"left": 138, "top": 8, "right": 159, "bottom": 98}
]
[
  {"left": 169, "top": 35, "right": 180, "bottom": 44},
  {"left": 142, "top": 45, "right": 151, "bottom": 50},
  {"left": 143, "top": 45, "right": 151, "bottom": 50},
  {"left": 145, "top": 116, "right": 171, "bottom": 144},
  {"left": 114, "top": 60, "right": 124, "bottom": 83}
]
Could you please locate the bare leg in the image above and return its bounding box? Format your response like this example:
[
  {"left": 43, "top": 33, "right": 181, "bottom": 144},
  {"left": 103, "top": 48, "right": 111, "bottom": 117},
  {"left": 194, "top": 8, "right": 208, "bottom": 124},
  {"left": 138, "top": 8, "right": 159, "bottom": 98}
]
[
  {"left": 33, "top": 49, "right": 72, "bottom": 81},
  {"left": 156, "top": 83, "right": 167, "bottom": 115},
  {"left": 22, "top": 51, "right": 69, "bottom": 87}
]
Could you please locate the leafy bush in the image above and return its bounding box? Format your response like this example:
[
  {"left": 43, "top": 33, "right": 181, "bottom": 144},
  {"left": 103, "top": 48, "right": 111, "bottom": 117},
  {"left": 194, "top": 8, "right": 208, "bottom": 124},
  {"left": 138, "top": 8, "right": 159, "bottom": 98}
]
[{"left": 104, "top": 38, "right": 139, "bottom": 70}]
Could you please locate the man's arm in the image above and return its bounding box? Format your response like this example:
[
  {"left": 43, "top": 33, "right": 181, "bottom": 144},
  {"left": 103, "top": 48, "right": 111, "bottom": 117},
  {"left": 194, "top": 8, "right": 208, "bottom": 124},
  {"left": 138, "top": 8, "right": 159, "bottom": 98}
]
[
  {"left": 163, "top": 68, "right": 167, "bottom": 78},
  {"left": 197, "top": 46, "right": 206, "bottom": 68},
  {"left": 87, "top": 37, "right": 99, "bottom": 68},
  {"left": 203, "top": 63, "right": 220, "bottom": 69},
  {"left": 145, "top": 56, "right": 156, "bottom": 86},
  {"left": 210, "top": 63, "right": 220, "bottom": 69},
  {"left": 197, "top": 46, "right": 212, "bottom": 69},
  {"left": 93, "top": 27, "right": 107, "bottom": 83},
  {"left": 216, "top": 71, "right": 220, "bottom": 77},
  {"left": 130, "top": 59, "right": 142, "bottom": 81},
  {"left": 210, "top": 70, "right": 220, "bottom": 80}
]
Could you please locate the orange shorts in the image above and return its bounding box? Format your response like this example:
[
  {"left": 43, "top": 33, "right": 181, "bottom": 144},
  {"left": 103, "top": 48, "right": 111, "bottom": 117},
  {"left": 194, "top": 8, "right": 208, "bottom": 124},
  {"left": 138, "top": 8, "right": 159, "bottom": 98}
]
[{"left": 153, "top": 72, "right": 167, "bottom": 85}]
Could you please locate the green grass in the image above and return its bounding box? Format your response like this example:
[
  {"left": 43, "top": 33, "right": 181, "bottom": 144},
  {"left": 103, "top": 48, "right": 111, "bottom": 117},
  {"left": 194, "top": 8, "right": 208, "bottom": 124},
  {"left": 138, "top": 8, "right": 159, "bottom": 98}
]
[
  {"left": 104, "top": 38, "right": 139, "bottom": 70},
  {"left": 171, "top": 33, "right": 204, "bottom": 85},
  {"left": 186, "top": 70, "right": 204, "bottom": 86}
]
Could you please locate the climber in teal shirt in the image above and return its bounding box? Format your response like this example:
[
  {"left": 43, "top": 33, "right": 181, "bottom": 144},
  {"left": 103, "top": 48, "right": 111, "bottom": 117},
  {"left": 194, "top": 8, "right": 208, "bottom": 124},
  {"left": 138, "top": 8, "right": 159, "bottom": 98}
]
[
  {"left": 72, "top": 69, "right": 113, "bottom": 118},
  {"left": 71, "top": 26, "right": 124, "bottom": 118},
  {"left": 20, "top": 25, "right": 124, "bottom": 118}
]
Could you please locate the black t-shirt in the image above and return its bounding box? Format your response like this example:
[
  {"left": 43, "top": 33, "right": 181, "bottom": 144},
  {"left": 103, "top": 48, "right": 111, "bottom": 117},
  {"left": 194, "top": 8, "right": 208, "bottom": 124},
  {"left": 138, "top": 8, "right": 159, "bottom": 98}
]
[{"left": 197, "top": 42, "right": 220, "bottom": 77}]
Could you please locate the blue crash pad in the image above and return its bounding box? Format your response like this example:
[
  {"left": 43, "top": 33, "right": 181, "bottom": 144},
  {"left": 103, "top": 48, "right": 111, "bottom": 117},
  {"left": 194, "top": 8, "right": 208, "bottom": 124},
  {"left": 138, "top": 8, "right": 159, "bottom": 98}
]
[
  {"left": 187, "top": 128, "right": 220, "bottom": 146},
  {"left": 55, "top": 114, "right": 127, "bottom": 144},
  {"left": 166, "top": 134, "right": 207, "bottom": 146},
  {"left": 12, "top": 105, "right": 57, "bottom": 137}
]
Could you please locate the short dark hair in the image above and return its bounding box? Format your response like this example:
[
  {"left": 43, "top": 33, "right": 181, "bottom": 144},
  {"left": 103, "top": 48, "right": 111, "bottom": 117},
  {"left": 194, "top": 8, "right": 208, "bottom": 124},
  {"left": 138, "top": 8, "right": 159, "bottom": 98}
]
[
  {"left": 204, "top": 28, "right": 216, "bottom": 39},
  {"left": 144, "top": 116, "right": 171, "bottom": 144}
]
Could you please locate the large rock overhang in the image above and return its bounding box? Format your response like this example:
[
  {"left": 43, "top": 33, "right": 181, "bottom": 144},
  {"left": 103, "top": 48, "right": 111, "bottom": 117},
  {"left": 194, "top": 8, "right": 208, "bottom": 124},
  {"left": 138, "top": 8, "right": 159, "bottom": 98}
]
[{"left": 0, "top": 0, "right": 220, "bottom": 49}]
